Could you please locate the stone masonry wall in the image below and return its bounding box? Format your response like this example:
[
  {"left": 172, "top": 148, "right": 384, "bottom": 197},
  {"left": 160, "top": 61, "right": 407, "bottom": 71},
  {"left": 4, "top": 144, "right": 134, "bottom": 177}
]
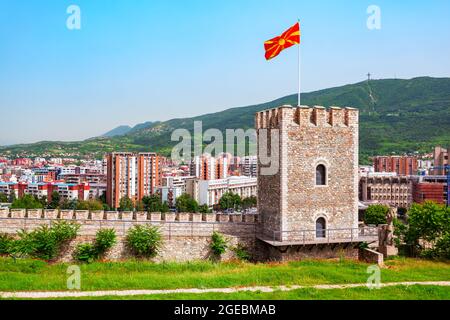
[
  {"left": 256, "top": 105, "right": 359, "bottom": 241},
  {"left": 0, "top": 208, "right": 257, "bottom": 262}
]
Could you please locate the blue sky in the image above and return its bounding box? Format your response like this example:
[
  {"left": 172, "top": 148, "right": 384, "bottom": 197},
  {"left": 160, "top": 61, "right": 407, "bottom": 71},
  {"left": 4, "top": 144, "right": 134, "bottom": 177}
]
[{"left": 0, "top": 0, "right": 449, "bottom": 145}]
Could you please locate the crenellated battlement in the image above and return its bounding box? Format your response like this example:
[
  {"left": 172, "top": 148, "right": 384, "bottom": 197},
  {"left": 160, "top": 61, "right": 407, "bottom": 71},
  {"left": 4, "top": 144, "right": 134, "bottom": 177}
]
[
  {"left": 0, "top": 208, "right": 258, "bottom": 224},
  {"left": 255, "top": 105, "right": 358, "bottom": 129}
]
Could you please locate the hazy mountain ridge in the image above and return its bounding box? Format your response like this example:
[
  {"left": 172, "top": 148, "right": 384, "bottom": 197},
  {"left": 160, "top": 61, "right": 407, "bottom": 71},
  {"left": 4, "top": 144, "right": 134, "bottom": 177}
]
[{"left": 1, "top": 77, "right": 449, "bottom": 163}]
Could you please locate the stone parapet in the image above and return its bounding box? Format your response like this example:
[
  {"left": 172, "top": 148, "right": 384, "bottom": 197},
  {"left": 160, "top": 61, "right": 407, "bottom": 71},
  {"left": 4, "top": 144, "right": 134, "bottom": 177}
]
[
  {"left": 255, "top": 105, "right": 358, "bottom": 129},
  {"left": 0, "top": 209, "right": 259, "bottom": 226}
]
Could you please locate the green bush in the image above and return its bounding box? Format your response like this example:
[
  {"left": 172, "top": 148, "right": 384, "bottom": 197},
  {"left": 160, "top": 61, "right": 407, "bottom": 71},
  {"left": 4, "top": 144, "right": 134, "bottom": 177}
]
[
  {"left": 74, "top": 228, "right": 117, "bottom": 263},
  {"left": 27, "top": 221, "right": 80, "bottom": 260},
  {"left": 94, "top": 228, "right": 116, "bottom": 253},
  {"left": 358, "top": 241, "right": 369, "bottom": 250},
  {"left": 126, "top": 225, "right": 163, "bottom": 258},
  {"left": 0, "top": 233, "right": 13, "bottom": 255},
  {"left": 364, "top": 205, "right": 389, "bottom": 225},
  {"left": 210, "top": 232, "right": 228, "bottom": 257},
  {"left": 431, "top": 233, "right": 450, "bottom": 259},
  {"left": 73, "top": 243, "right": 97, "bottom": 263},
  {"left": 11, "top": 194, "right": 44, "bottom": 209},
  {"left": 175, "top": 193, "right": 199, "bottom": 213},
  {"left": 52, "top": 221, "right": 80, "bottom": 243},
  {"left": 5, "top": 221, "right": 80, "bottom": 261},
  {"left": 231, "top": 243, "right": 250, "bottom": 261}
]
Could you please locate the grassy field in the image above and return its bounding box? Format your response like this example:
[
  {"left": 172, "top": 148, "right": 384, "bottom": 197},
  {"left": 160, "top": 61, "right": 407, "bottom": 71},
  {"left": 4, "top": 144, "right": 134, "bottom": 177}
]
[{"left": 0, "top": 256, "right": 449, "bottom": 292}]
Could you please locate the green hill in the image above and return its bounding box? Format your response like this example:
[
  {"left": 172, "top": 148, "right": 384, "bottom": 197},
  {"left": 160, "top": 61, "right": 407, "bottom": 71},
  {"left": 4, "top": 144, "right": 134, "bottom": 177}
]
[{"left": 1, "top": 77, "right": 449, "bottom": 164}]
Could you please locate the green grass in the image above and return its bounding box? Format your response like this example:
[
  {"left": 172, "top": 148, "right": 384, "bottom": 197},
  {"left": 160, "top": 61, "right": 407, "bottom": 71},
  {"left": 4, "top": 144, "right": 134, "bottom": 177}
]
[{"left": 0, "top": 256, "right": 449, "bottom": 292}]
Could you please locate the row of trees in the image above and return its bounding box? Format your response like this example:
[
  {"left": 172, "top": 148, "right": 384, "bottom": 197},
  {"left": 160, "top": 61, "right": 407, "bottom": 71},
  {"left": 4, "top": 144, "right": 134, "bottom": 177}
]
[
  {"left": 4, "top": 192, "right": 106, "bottom": 211},
  {"left": 218, "top": 192, "right": 257, "bottom": 211},
  {"left": 2, "top": 190, "right": 258, "bottom": 214},
  {"left": 117, "top": 195, "right": 170, "bottom": 213},
  {"left": 118, "top": 192, "right": 256, "bottom": 214}
]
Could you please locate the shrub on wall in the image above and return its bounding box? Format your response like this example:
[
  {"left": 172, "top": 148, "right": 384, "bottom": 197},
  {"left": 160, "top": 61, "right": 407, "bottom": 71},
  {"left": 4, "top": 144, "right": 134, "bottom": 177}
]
[
  {"left": 74, "top": 228, "right": 117, "bottom": 263},
  {"left": 210, "top": 232, "right": 228, "bottom": 258},
  {"left": 231, "top": 243, "right": 250, "bottom": 261},
  {"left": 364, "top": 205, "right": 389, "bottom": 225},
  {"left": 94, "top": 228, "right": 116, "bottom": 254},
  {"left": 73, "top": 243, "right": 97, "bottom": 263},
  {"left": 0, "top": 233, "right": 14, "bottom": 255},
  {"left": 126, "top": 225, "right": 163, "bottom": 258},
  {"left": 5, "top": 221, "right": 80, "bottom": 261},
  {"left": 31, "top": 221, "right": 80, "bottom": 260}
]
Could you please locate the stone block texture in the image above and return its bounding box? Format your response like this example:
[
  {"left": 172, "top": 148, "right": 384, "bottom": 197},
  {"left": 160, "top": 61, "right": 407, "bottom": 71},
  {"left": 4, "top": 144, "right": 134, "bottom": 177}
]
[{"left": 256, "top": 105, "right": 359, "bottom": 241}]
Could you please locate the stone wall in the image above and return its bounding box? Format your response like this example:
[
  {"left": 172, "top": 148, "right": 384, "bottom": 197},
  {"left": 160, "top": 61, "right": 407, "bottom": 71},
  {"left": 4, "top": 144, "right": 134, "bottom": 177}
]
[
  {"left": 0, "top": 208, "right": 258, "bottom": 263},
  {"left": 359, "top": 248, "right": 384, "bottom": 266},
  {"left": 256, "top": 105, "right": 359, "bottom": 241},
  {"left": 257, "top": 240, "right": 359, "bottom": 262}
]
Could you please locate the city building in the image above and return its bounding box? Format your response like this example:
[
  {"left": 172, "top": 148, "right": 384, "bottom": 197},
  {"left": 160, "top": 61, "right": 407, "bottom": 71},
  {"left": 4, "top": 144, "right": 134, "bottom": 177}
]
[
  {"left": 413, "top": 175, "right": 448, "bottom": 205},
  {"left": 240, "top": 156, "right": 258, "bottom": 177},
  {"left": 359, "top": 174, "right": 413, "bottom": 208},
  {"left": 0, "top": 182, "right": 90, "bottom": 201},
  {"left": 433, "top": 146, "right": 449, "bottom": 175},
  {"left": 158, "top": 175, "right": 196, "bottom": 206},
  {"left": 189, "top": 154, "right": 229, "bottom": 180},
  {"left": 106, "top": 152, "right": 160, "bottom": 208},
  {"left": 196, "top": 176, "right": 257, "bottom": 207},
  {"left": 373, "top": 156, "right": 418, "bottom": 175}
]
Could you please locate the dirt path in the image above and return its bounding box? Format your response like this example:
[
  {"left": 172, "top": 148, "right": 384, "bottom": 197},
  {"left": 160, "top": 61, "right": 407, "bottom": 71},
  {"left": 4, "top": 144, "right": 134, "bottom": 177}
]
[{"left": 1, "top": 281, "right": 449, "bottom": 299}]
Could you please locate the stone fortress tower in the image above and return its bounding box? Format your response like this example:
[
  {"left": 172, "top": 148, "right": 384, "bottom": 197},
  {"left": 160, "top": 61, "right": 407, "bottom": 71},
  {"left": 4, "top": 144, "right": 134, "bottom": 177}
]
[{"left": 255, "top": 105, "right": 370, "bottom": 260}]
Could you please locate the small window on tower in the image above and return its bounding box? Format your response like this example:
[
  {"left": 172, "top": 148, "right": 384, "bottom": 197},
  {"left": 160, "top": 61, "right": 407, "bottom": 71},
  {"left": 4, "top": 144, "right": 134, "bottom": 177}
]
[{"left": 316, "top": 164, "right": 326, "bottom": 185}]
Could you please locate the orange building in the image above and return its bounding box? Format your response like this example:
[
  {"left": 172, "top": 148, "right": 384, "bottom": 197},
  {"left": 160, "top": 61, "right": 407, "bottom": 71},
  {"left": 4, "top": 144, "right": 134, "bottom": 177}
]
[
  {"left": 413, "top": 182, "right": 445, "bottom": 204},
  {"left": 106, "top": 152, "right": 160, "bottom": 209},
  {"left": 373, "top": 156, "right": 418, "bottom": 175}
]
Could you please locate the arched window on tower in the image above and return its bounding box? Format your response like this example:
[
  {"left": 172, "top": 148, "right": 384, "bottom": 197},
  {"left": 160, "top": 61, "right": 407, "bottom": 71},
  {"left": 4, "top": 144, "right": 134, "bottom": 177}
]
[
  {"left": 316, "top": 217, "right": 326, "bottom": 238},
  {"left": 316, "top": 164, "right": 326, "bottom": 185}
]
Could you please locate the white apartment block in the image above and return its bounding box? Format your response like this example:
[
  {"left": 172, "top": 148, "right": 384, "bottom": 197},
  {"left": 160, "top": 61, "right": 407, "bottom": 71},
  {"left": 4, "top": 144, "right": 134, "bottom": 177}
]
[{"left": 197, "top": 176, "right": 257, "bottom": 207}]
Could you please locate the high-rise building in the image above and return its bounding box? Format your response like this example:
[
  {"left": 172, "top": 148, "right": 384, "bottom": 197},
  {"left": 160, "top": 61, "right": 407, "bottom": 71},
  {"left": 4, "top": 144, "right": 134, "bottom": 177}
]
[
  {"left": 106, "top": 152, "right": 159, "bottom": 209},
  {"left": 373, "top": 156, "right": 418, "bottom": 175},
  {"left": 433, "top": 146, "right": 449, "bottom": 175},
  {"left": 189, "top": 154, "right": 228, "bottom": 180},
  {"left": 240, "top": 156, "right": 258, "bottom": 177}
]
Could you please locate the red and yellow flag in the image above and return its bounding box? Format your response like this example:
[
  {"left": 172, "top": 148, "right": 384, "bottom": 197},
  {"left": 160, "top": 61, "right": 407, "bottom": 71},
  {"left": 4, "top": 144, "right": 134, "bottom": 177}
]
[{"left": 264, "top": 22, "right": 300, "bottom": 60}]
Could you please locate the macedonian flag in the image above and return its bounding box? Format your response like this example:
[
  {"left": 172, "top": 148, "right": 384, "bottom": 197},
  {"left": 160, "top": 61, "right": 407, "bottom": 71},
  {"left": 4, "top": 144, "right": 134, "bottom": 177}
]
[{"left": 264, "top": 22, "right": 300, "bottom": 60}]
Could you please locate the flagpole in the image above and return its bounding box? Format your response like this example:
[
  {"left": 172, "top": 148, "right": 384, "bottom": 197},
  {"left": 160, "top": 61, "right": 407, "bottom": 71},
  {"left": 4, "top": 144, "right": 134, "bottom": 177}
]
[{"left": 297, "top": 19, "right": 301, "bottom": 107}]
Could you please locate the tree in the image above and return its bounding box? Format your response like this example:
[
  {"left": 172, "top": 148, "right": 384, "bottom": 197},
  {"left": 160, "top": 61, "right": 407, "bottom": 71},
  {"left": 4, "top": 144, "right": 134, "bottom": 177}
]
[
  {"left": 364, "top": 204, "right": 389, "bottom": 225},
  {"left": 37, "top": 195, "right": 48, "bottom": 208},
  {"left": 175, "top": 193, "right": 199, "bottom": 213},
  {"left": 199, "top": 204, "right": 212, "bottom": 213},
  {"left": 118, "top": 196, "right": 134, "bottom": 212},
  {"left": 98, "top": 193, "right": 107, "bottom": 204},
  {"left": 76, "top": 199, "right": 103, "bottom": 211},
  {"left": 47, "top": 191, "right": 60, "bottom": 209},
  {"left": 60, "top": 199, "right": 78, "bottom": 210},
  {"left": 11, "top": 194, "right": 44, "bottom": 209},
  {"left": 395, "top": 202, "right": 450, "bottom": 258},
  {"left": 242, "top": 196, "right": 257, "bottom": 210},
  {"left": 406, "top": 202, "right": 449, "bottom": 244},
  {"left": 160, "top": 201, "right": 169, "bottom": 213},
  {"left": 0, "top": 193, "right": 8, "bottom": 203},
  {"left": 135, "top": 200, "right": 145, "bottom": 212},
  {"left": 219, "top": 192, "right": 242, "bottom": 211},
  {"left": 8, "top": 192, "right": 16, "bottom": 204},
  {"left": 142, "top": 195, "right": 162, "bottom": 212}
]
